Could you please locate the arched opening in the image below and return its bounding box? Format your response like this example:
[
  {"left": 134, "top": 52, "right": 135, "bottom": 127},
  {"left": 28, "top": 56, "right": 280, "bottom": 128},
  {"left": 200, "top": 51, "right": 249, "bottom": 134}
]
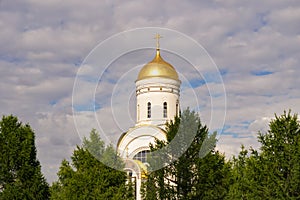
[
  {"left": 133, "top": 150, "right": 150, "bottom": 163},
  {"left": 147, "top": 102, "right": 151, "bottom": 118},
  {"left": 163, "top": 102, "right": 167, "bottom": 118},
  {"left": 176, "top": 100, "right": 179, "bottom": 116}
]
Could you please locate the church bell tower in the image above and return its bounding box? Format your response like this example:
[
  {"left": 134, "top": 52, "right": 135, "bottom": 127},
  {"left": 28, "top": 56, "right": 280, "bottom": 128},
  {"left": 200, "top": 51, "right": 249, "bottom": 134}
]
[
  {"left": 117, "top": 35, "right": 181, "bottom": 200},
  {"left": 135, "top": 42, "right": 181, "bottom": 127}
]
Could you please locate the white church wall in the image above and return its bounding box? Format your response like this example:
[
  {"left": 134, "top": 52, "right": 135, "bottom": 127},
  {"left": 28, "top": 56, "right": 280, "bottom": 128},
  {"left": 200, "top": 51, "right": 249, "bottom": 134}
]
[{"left": 136, "top": 77, "right": 180, "bottom": 126}]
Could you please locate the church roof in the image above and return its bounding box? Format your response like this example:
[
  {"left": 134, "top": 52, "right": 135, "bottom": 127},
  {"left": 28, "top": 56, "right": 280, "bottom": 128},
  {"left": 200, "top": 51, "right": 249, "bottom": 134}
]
[{"left": 136, "top": 49, "right": 179, "bottom": 81}]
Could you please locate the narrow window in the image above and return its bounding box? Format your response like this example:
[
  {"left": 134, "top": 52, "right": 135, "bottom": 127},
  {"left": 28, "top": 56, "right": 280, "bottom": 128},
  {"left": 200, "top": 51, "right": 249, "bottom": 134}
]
[
  {"left": 176, "top": 101, "right": 179, "bottom": 116},
  {"left": 147, "top": 102, "right": 151, "bottom": 118},
  {"left": 163, "top": 102, "right": 167, "bottom": 118}
]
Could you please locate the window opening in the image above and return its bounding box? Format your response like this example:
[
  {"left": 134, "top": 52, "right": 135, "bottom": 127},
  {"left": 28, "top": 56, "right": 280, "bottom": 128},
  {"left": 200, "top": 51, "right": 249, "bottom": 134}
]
[
  {"left": 147, "top": 102, "right": 151, "bottom": 118},
  {"left": 163, "top": 102, "right": 167, "bottom": 118}
]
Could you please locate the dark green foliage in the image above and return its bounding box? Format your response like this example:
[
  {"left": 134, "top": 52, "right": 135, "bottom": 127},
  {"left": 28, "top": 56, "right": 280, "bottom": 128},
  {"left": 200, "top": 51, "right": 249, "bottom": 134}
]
[
  {"left": 226, "top": 146, "right": 262, "bottom": 199},
  {"left": 227, "top": 110, "right": 300, "bottom": 199},
  {"left": 144, "top": 110, "right": 300, "bottom": 199},
  {"left": 258, "top": 110, "right": 300, "bottom": 198},
  {"left": 195, "top": 152, "right": 232, "bottom": 199},
  {"left": 51, "top": 129, "right": 134, "bottom": 200},
  {"left": 142, "top": 109, "right": 231, "bottom": 199},
  {"left": 0, "top": 115, "right": 50, "bottom": 199}
]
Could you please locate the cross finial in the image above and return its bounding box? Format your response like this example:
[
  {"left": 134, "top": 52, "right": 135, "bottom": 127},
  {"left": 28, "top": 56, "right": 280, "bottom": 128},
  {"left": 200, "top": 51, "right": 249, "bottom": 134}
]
[{"left": 154, "top": 33, "right": 162, "bottom": 50}]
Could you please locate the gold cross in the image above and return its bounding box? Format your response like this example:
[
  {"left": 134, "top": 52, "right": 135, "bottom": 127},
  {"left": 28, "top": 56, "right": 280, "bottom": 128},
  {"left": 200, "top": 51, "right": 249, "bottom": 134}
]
[{"left": 154, "top": 33, "right": 162, "bottom": 49}]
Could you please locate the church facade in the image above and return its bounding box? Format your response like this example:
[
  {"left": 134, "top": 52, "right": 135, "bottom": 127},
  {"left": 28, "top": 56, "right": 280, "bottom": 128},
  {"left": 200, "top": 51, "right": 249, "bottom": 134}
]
[{"left": 117, "top": 38, "right": 181, "bottom": 199}]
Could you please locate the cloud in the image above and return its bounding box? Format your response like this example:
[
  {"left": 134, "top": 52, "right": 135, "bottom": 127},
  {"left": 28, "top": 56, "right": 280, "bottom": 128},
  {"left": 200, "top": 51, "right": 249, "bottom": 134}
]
[
  {"left": 216, "top": 134, "right": 260, "bottom": 158},
  {"left": 0, "top": 0, "right": 299, "bottom": 183}
]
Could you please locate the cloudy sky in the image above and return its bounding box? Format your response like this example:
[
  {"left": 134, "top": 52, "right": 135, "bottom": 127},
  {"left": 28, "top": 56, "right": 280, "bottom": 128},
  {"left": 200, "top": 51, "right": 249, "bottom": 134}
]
[{"left": 1, "top": 0, "right": 300, "bottom": 183}]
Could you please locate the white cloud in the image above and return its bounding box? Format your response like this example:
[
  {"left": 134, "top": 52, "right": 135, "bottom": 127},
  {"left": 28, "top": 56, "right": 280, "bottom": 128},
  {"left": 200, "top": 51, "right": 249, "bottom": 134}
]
[
  {"left": 0, "top": 0, "right": 299, "bottom": 183},
  {"left": 248, "top": 117, "right": 272, "bottom": 134},
  {"left": 216, "top": 134, "right": 260, "bottom": 158}
]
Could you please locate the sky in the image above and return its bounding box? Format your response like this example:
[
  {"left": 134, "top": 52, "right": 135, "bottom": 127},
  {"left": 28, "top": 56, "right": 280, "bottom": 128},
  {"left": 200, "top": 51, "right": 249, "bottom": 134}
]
[{"left": 1, "top": 0, "right": 300, "bottom": 183}]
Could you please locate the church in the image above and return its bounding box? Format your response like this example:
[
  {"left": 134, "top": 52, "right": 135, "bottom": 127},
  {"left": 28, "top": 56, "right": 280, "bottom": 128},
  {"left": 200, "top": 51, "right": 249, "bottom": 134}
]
[{"left": 116, "top": 35, "right": 181, "bottom": 199}]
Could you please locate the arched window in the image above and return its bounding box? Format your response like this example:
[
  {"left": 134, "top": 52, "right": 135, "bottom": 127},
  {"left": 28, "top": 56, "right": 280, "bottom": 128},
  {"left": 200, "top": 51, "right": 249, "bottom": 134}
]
[
  {"left": 133, "top": 150, "right": 150, "bottom": 163},
  {"left": 176, "top": 100, "right": 179, "bottom": 116},
  {"left": 147, "top": 102, "right": 151, "bottom": 118},
  {"left": 163, "top": 102, "right": 167, "bottom": 118}
]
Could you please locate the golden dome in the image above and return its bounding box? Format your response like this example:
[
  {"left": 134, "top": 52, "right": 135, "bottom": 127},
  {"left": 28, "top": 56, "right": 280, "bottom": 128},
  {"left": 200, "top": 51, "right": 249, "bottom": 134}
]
[{"left": 137, "top": 49, "right": 179, "bottom": 81}]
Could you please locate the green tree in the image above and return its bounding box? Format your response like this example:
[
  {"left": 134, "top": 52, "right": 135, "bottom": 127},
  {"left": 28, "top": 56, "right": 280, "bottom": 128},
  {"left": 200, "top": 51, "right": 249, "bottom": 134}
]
[
  {"left": 0, "top": 115, "right": 50, "bottom": 199},
  {"left": 142, "top": 109, "right": 231, "bottom": 199},
  {"left": 226, "top": 146, "right": 262, "bottom": 199},
  {"left": 227, "top": 110, "right": 300, "bottom": 199},
  {"left": 258, "top": 110, "right": 300, "bottom": 198},
  {"left": 51, "top": 129, "right": 134, "bottom": 200}
]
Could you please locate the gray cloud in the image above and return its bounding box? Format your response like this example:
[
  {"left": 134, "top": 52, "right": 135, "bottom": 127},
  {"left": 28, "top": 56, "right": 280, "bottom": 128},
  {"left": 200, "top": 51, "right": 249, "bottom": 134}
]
[{"left": 0, "top": 0, "right": 299, "bottom": 183}]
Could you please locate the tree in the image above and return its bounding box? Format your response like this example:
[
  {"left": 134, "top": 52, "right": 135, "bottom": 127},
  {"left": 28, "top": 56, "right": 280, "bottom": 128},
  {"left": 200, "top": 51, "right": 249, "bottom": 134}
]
[
  {"left": 51, "top": 129, "right": 134, "bottom": 200},
  {"left": 257, "top": 110, "right": 300, "bottom": 198},
  {"left": 142, "top": 109, "right": 231, "bottom": 199},
  {"left": 227, "top": 110, "right": 300, "bottom": 199},
  {"left": 225, "top": 146, "right": 262, "bottom": 199},
  {"left": 0, "top": 115, "right": 50, "bottom": 199}
]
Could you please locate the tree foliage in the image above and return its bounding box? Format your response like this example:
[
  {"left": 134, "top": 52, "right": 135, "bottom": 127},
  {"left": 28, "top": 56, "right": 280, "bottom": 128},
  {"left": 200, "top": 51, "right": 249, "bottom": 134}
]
[
  {"left": 51, "top": 129, "right": 134, "bottom": 200},
  {"left": 0, "top": 115, "right": 50, "bottom": 199},
  {"left": 142, "top": 109, "right": 231, "bottom": 199},
  {"left": 143, "top": 109, "right": 300, "bottom": 199},
  {"left": 227, "top": 110, "right": 300, "bottom": 199},
  {"left": 3, "top": 110, "right": 297, "bottom": 199}
]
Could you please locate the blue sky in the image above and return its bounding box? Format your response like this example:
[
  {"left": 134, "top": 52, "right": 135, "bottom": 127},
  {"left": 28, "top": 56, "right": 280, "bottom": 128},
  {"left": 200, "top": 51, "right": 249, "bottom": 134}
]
[{"left": 0, "top": 0, "right": 300, "bottom": 183}]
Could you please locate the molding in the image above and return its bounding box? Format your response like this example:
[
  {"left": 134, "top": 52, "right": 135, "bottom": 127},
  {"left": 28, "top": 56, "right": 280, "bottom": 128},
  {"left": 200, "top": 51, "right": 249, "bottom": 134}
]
[
  {"left": 116, "top": 124, "right": 166, "bottom": 148},
  {"left": 129, "top": 146, "right": 150, "bottom": 158}
]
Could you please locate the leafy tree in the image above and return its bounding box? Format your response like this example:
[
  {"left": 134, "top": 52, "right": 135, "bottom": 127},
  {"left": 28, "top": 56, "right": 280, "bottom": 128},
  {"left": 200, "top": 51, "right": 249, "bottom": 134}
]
[
  {"left": 194, "top": 151, "right": 232, "bottom": 200},
  {"left": 227, "top": 110, "right": 300, "bottom": 199},
  {"left": 51, "top": 129, "right": 134, "bottom": 200},
  {"left": 257, "top": 110, "right": 300, "bottom": 198},
  {"left": 142, "top": 109, "right": 231, "bottom": 199},
  {"left": 226, "top": 146, "right": 262, "bottom": 199},
  {"left": 0, "top": 115, "right": 50, "bottom": 199}
]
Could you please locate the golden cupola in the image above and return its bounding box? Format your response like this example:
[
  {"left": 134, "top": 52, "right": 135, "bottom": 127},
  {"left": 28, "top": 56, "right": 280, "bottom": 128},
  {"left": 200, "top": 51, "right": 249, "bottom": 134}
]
[{"left": 137, "top": 49, "right": 179, "bottom": 81}]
